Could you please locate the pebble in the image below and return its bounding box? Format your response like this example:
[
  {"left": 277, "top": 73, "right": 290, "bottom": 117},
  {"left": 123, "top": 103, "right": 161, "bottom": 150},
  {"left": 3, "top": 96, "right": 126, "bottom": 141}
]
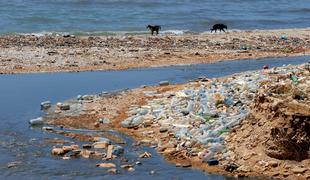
[
  {"left": 7, "top": 161, "right": 21, "bottom": 168},
  {"left": 96, "top": 163, "right": 116, "bottom": 168},
  {"left": 93, "top": 141, "right": 109, "bottom": 149},
  {"left": 128, "top": 167, "right": 135, "bottom": 172}
]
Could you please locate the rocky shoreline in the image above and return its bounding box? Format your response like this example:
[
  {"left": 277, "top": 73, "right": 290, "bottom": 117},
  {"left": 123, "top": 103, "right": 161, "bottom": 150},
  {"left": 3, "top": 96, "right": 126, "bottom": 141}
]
[
  {"left": 1, "top": 28, "right": 310, "bottom": 74},
  {"left": 35, "top": 62, "right": 310, "bottom": 179}
]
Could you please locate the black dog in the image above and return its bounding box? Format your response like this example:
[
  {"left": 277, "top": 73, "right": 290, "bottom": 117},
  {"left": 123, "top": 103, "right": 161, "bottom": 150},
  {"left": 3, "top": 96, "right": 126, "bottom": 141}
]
[
  {"left": 210, "top": 24, "right": 227, "bottom": 33},
  {"left": 146, "top": 25, "right": 161, "bottom": 35}
]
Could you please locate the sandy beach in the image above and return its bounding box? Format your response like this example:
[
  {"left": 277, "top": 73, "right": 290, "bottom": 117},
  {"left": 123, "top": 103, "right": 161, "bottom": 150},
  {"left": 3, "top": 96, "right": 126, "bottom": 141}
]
[{"left": 1, "top": 28, "right": 310, "bottom": 74}]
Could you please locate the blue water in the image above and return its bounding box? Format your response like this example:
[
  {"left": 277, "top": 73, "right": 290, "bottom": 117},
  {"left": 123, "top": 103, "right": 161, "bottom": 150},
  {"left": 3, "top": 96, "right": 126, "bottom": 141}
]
[
  {"left": 0, "top": 56, "right": 307, "bottom": 179},
  {"left": 0, "top": 0, "right": 310, "bottom": 35}
]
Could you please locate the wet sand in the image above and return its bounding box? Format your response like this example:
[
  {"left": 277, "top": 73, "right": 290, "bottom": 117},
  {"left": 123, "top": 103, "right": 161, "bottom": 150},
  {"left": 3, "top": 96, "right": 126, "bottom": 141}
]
[{"left": 1, "top": 28, "right": 310, "bottom": 74}]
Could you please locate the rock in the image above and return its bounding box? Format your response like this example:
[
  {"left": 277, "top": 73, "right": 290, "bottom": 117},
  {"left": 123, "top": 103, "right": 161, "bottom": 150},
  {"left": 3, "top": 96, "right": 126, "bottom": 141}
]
[
  {"left": 159, "top": 81, "right": 169, "bottom": 86},
  {"left": 225, "top": 163, "right": 239, "bottom": 172},
  {"left": 159, "top": 127, "right": 168, "bottom": 133},
  {"left": 107, "top": 168, "right": 117, "bottom": 174},
  {"left": 62, "top": 145, "right": 74, "bottom": 152},
  {"left": 29, "top": 117, "right": 44, "bottom": 126},
  {"left": 182, "top": 163, "right": 192, "bottom": 168},
  {"left": 90, "top": 151, "right": 105, "bottom": 158},
  {"left": 269, "top": 160, "right": 278, "bottom": 167},
  {"left": 40, "top": 101, "right": 51, "bottom": 110},
  {"left": 128, "top": 167, "right": 135, "bottom": 172},
  {"left": 272, "top": 172, "right": 279, "bottom": 176},
  {"left": 51, "top": 148, "right": 65, "bottom": 155},
  {"left": 93, "top": 141, "right": 109, "bottom": 149},
  {"left": 139, "top": 152, "right": 152, "bottom": 158},
  {"left": 80, "top": 150, "right": 93, "bottom": 158},
  {"left": 7, "top": 161, "right": 21, "bottom": 168},
  {"left": 176, "top": 163, "right": 182, "bottom": 167},
  {"left": 70, "top": 144, "right": 80, "bottom": 150},
  {"left": 96, "top": 163, "right": 116, "bottom": 168},
  {"left": 107, "top": 145, "right": 113, "bottom": 159},
  {"left": 283, "top": 172, "right": 290, "bottom": 177},
  {"left": 206, "top": 159, "right": 219, "bottom": 166},
  {"left": 82, "top": 144, "right": 92, "bottom": 149},
  {"left": 292, "top": 167, "right": 307, "bottom": 174}
]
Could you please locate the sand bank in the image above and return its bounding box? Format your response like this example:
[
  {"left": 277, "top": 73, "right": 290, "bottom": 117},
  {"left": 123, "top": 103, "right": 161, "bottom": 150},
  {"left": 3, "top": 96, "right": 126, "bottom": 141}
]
[{"left": 1, "top": 28, "right": 310, "bottom": 74}]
